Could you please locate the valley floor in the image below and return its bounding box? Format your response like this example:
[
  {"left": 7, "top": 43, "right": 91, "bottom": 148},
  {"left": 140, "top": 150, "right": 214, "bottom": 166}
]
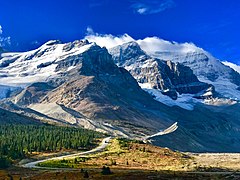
[
  {"left": 188, "top": 153, "right": 240, "bottom": 172},
  {"left": 1, "top": 138, "right": 240, "bottom": 179}
]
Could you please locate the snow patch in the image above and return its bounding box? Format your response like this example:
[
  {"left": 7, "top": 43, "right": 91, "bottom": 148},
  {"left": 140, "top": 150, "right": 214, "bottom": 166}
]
[{"left": 139, "top": 83, "right": 199, "bottom": 110}]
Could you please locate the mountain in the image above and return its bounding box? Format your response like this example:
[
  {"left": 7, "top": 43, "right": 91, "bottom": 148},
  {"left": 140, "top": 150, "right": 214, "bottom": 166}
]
[
  {"left": 1, "top": 38, "right": 240, "bottom": 152},
  {"left": 0, "top": 107, "right": 42, "bottom": 125},
  {"left": 136, "top": 41, "right": 240, "bottom": 101},
  {"left": 223, "top": 61, "right": 240, "bottom": 74},
  {"left": 0, "top": 39, "right": 176, "bottom": 137},
  {"left": 154, "top": 102, "right": 240, "bottom": 152},
  {"left": 109, "top": 42, "right": 214, "bottom": 107},
  {"left": 0, "top": 40, "right": 91, "bottom": 88}
]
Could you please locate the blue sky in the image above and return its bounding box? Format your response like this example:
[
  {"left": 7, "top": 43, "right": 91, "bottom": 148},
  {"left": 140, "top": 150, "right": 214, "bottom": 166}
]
[{"left": 0, "top": 0, "right": 239, "bottom": 64}]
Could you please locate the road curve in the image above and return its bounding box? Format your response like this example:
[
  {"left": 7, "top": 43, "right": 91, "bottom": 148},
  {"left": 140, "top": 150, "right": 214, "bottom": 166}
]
[{"left": 21, "top": 136, "right": 111, "bottom": 169}]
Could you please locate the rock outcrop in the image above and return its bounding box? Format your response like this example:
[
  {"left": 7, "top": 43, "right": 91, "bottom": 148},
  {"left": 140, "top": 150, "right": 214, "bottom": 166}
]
[{"left": 109, "top": 42, "right": 214, "bottom": 100}]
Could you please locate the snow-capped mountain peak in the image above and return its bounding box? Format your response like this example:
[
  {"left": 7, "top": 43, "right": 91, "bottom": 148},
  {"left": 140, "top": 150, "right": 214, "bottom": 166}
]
[
  {"left": 107, "top": 39, "right": 240, "bottom": 108},
  {"left": 0, "top": 40, "right": 94, "bottom": 87}
]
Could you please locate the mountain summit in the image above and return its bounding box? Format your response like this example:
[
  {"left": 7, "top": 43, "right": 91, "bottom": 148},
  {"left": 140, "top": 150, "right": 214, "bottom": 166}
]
[{"left": 109, "top": 42, "right": 214, "bottom": 102}]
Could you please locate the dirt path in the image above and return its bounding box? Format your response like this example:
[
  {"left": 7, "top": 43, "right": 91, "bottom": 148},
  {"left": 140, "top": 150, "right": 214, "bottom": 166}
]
[{"left": 20, "top": 137, "right": 111, "bottom": 169}]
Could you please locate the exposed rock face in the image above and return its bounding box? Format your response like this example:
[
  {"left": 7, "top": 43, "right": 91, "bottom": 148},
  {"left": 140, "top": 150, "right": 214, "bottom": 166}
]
[
  {"left": 62, "top": 39, "right": 90, "bottom": 52},
  {"left": 40, "top": 45, "right": 171, "bottom": 131},
  {"left": 152, "top": 51, "right": 240, "bottom": 99},
  {"left": 109, "top": 42, "right": 213, "bottom": 100},
  {"left": 110, "top": 41, "right": 148, "bottom": 66},
  {"left": 170, "top": 52, "right": 240, "bottom": 86},
  {"left": 14, "top": 82, "right": 55, "bottom": 106},
  {"left": 56, "top": 45, "right": 116, "bottom": 74}
]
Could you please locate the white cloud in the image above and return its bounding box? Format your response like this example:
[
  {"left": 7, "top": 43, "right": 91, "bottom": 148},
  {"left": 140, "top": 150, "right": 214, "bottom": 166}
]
[
  {"left": 131, "top": 0, "right": 176, "bottom": 15},
  {"left": 86, "top": 26, "right": 94, "bottom": 35},
  {"left": 0, "top": 25, "right": 3, "bottom": 34},
  {"left": 136, "top": 37, "right": 201, "bottom": 56},
  {"left": 84, "top": 28, "right": 201, "bottom": 56},
  {"left": 137, "top": 8, "right": 147, "bottom": 14},
  {"left": 222, "top": 61, "right": 240, "bottom": 74},
  {"left": 85, "top": 28, "right": 134, "bottom": 49}
]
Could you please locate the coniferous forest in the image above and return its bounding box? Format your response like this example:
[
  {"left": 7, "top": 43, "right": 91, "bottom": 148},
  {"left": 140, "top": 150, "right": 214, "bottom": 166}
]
[{"left": 0, "top": 124, "right": 103, "bottom": 167}]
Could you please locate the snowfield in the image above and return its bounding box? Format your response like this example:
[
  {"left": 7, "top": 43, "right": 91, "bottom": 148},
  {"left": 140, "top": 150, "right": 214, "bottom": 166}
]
[
  {"left": 139, "top": 83, "right": 200, "bottom": 110},
  {"left": 0, "top": 40, "right": 93, "bottom": 86},
  {"left": 0, "top": 40, "right": 94, "bottom": 98}
]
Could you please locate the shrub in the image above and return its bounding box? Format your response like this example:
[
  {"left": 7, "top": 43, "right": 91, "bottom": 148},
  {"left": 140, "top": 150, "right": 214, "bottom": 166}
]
[
  {"left": 0, "top": 156, "right": 10, "bottom": 169},
  {"left": 101, "top": 166, "right": 112, "bottom": 175}
]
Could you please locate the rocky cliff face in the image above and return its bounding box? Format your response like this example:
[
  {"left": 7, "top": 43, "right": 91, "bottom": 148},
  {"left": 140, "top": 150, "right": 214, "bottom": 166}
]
[
  {"left": 110, "top": 41, "right": 148, "bottom": 66},
  {"left": 39, "top": 44, "right": 173, "bottom": 132},
  {"left": 151, "top": 50, "right": 240, "bottom": 100},
  {"left": 169, "top": 51, "right": 240, "bottom": 85},
  {"left": 13, "top": 82, "right": 55, "bottom": 106},
  {"left": 109, "top": 42, "right": 213, "bottom": 100}
]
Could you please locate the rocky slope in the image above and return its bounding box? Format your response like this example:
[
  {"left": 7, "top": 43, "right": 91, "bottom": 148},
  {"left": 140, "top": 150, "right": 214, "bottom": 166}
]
[
  {"left": 109, "top": 42, "right": 214, "bottom": 101},
  {"left": 138, "top": 42, "right": 240, "bottom": 101},
  {"left": 0, "top": 107, "right": 42, "bottom": 125}
]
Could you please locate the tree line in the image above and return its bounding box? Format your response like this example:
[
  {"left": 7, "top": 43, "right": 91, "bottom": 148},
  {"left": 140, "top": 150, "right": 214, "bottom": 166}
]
[{"left": 0, "top": 124, "right": 103, "bottom": 161}]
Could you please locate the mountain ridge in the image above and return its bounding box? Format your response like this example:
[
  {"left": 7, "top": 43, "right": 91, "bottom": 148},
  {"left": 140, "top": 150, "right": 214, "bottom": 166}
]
[{"left": 0, "top": 38, "right": 240, "bottom": 152}]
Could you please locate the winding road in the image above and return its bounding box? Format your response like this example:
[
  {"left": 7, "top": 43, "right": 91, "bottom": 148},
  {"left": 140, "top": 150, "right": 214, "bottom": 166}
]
[{"left": 21, "top": 137, "right": 111, "bottom": 169}]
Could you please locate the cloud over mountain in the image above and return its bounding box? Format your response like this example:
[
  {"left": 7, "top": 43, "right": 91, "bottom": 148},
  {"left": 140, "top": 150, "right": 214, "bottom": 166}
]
[
  {"left": 85, "top": 27, "right": 134, "bottom": 49},
  {"left": 84, "top": 29, "right": 201, "bottom": 55}
]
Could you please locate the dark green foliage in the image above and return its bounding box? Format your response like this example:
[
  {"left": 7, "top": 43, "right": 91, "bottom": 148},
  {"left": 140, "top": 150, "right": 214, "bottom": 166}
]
[
  {"left": 101, "top": 166, "right": 112, "bottom": 175},
  {"left": 0, "top": 124, "right": 102, "bottom": 160},
  {"left": 117, "top": 138, "right": 130, "bottom": 148},
  {"left": 0, "top": 156, "right": 10, "bottom": 169}
]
